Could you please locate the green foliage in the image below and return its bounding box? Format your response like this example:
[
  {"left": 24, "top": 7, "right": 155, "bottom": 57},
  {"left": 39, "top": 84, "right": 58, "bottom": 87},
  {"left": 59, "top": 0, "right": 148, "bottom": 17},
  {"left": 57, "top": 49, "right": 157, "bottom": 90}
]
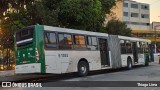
[
  {"left": 57, "top": 0, "right": 116, "bottom": 31},
  {"left": 58, "top": 0, "right": 102, "bottom": 30},
  {"left": 42, "top": 0, "right": 60, "bottom": 26},
  {"left": 0, "top": 0, "right": 116, "bottom": 31},
  {"left": 0, "top": 0, "right": 117, "bottom": 50},
  {"left": 105, "top": 19, "right": 132, "bottom": 36}
]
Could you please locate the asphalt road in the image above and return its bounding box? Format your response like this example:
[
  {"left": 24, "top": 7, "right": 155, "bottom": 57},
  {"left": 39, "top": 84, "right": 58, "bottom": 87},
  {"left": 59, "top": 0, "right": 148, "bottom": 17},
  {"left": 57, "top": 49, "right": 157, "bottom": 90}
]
[{"left": 1, "top": 62, "right": 160, "bottom": 90}]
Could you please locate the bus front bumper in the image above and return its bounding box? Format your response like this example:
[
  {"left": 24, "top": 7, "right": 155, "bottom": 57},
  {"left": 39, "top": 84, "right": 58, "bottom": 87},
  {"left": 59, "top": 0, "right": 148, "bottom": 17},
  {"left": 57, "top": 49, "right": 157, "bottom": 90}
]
[{"left": 15, "top": 63, "right": 41, "bottom": 74}]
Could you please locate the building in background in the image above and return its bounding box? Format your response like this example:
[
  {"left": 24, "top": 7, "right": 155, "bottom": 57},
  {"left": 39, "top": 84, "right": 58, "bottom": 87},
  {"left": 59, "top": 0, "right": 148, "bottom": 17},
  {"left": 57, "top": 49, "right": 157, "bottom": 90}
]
[
  {"left": 106, "top": 0, "right": 150, "bottom": 30},
  {"left": 132, "top": 22, "right": 160, "bottom": 51},
  {"left": 106, "top": 0, "right": 160, "bottom": 51}
]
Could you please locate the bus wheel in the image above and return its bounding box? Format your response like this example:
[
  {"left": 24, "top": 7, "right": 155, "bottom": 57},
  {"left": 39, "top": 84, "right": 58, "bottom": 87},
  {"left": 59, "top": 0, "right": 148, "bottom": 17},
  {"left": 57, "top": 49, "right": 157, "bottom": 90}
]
[
  {"left": 145, "top": 56, "right": 149, "bottom": 66},
  {"left": 78, "top": 61, "right": 89, "bottom": 77},
  {"left": 127, "top": 59, "right": 132, "bottom": 70}
]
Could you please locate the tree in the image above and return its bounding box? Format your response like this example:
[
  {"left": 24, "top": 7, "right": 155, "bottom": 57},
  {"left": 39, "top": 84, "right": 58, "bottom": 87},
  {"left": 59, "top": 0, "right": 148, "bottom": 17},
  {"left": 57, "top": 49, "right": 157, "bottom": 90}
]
[
  {"left": 105, "top": 19, "right": 132, "bottom": 36},
  {"left": 58, "top": 0, "right": 102, "bottom": 30},
  {"left": 0, "top": 0, "right": 45, "bottom": 70},
  {"left": 57, "top": 0, "right": 116, "bottom": 31},
  {"left": 41, "top": 0, "right": 61, "bottom": 26}
]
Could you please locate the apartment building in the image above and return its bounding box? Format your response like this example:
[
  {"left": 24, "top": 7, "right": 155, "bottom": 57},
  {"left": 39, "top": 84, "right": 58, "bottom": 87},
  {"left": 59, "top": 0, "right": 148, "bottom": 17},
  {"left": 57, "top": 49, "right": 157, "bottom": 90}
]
[{"left": 106, "top": 0, "right": 150, "bottom": 31}]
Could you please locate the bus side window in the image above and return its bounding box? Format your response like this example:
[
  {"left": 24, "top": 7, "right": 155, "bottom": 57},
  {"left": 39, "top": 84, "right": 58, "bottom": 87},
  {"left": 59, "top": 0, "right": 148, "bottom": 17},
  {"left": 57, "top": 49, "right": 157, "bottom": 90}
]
[
  {"left": 144, "top": 42, "right": 149, "bottom": 53},
  {"left": 73, "top": 35, "right": 86, "bottom": 49},
  {"left": 137, "top": 42, "right": 143, "bottom": 53},
  {"left": 58, "top": 33, "right": 73, "bottom": 49},
  {"left": 44, "top": 32, "right": 57, "bottom": 48},
  {"left": 120, "top": 40, "right": 126, "bottom": 54},
  {"left": 126, "top": 41, "right": 132, "bottom": 54},
  {"left": 86, "top": 36, "right": 98, "bottom": 50}
]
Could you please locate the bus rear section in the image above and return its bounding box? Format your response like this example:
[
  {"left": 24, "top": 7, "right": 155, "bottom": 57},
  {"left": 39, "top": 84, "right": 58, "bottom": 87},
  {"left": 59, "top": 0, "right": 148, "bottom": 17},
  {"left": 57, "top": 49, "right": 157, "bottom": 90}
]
[{"left": 15, "top": 26, "right": 43, "bottom": 74}]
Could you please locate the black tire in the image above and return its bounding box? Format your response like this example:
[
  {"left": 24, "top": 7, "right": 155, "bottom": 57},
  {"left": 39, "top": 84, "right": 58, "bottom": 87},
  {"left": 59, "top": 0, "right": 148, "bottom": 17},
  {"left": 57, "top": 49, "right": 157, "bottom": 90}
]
[
  {"left": 77, "top": 61, "right": 89, "bottom": 77},
  {"left": 145, "top": 56, "right": 149, "bottom": 66},
  {"left": 127, "top": 59, "right": 132, "bottom": 70}
]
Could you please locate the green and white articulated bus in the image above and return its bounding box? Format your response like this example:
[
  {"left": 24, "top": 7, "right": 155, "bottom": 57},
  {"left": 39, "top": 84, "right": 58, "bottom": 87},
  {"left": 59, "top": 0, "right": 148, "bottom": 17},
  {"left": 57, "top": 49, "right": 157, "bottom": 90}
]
[{"left": 15, "top": 25, "right": 152, "bottom": 76}]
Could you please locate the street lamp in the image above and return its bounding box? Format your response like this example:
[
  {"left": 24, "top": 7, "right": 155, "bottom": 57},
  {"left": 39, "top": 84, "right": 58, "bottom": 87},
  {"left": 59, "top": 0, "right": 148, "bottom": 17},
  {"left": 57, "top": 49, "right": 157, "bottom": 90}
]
[{"left": 154, "top": 25, "right": 160, "bottom": 53}]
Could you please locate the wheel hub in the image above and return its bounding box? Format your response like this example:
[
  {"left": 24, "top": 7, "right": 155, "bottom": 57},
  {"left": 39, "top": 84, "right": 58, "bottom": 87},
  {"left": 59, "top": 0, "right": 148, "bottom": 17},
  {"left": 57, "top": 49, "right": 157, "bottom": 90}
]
[{"left": 81, "top": 66, "right": 86, "bottom": 73}]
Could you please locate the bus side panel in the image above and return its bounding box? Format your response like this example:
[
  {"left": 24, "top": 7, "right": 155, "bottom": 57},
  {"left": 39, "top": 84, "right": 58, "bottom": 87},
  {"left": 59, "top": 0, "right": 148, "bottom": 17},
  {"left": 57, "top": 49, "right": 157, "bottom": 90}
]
[
  {"left": 45, "top": 51, "right": 61, "bottom": 74},
  {"left": 137, "top": 54, "right": 145, "bottom": 64},
  {"left": 35, "top": 25, "right": 46, "bottom": 73},
  {"left": 121, "top": 54, "right": 133, "bottom": 67},
  {"left": 44, "top": 51, "right": 101, "bottom": 74},
  {"left": 68, "top": 51, "right": 101, "bottom": 73}
]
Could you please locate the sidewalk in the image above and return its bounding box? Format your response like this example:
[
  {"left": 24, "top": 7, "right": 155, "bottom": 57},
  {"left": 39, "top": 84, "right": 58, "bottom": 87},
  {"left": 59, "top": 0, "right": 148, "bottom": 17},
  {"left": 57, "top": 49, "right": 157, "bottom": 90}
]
[
  {"left": 0, "top": 74, "right": 51, "bottom": 82},
  {"left": 0, "top": 70, "right": 53, "bottom": 82},
  {"left": 0, "top": 70, "right": 15, "bottom": 77}
]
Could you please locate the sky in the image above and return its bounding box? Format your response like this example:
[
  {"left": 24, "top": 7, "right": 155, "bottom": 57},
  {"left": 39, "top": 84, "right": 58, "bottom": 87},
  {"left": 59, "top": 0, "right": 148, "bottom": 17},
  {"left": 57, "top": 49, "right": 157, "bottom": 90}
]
[{"left": 134, "top": 0, "right": 160, "bottom": 23}]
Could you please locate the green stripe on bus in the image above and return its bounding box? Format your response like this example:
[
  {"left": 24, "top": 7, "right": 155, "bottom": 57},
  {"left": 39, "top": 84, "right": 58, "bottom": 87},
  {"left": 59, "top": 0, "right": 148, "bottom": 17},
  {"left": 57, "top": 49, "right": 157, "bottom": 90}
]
[{"left": 35, "top": 25, "right": 46, "bottom": 73}]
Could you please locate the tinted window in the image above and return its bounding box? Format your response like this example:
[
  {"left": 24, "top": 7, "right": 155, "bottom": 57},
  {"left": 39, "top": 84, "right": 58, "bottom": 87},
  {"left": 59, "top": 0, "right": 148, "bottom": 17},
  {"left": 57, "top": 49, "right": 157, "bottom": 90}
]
[
  {"left": 143, "top": 42, "right": 149, "bottom": 53},
  {"left": 16, "top": 27, "right": 34, "bottom": 47},
  {"left": 73, "top": 35, "right": 86, "bottom": 49},
  {"left": 126, "top": 41, "right": 132, "bottom": 53},
  {"left": 74, "top": 35, "right": 85, "bottom": 45},
  {"left": 86, "top": 36, "right": 98, "bottom": 50},
  {"left": 44, "top": 32, "right": 57, "bottom": 48},
  {"left": 137, "top": 42, "right": 143, "bottom": 53},
  {"left": 120, "top": 40, "right": 126, "bottom": 54},
  {"left": 58, "top": 33, "right": 73, "bottom": 49}
]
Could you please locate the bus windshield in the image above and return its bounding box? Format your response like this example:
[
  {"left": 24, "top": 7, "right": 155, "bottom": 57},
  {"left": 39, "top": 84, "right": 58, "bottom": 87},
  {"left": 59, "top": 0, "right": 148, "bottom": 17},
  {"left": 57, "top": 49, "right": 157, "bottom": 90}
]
[{"left": 16, "top": 27, "right": 34, "bottom": 47}]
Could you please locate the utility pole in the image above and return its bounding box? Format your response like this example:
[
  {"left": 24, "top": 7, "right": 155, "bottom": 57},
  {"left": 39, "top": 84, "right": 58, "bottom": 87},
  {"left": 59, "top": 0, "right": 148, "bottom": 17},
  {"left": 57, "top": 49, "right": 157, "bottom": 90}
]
[{"left": 154, "top": 26, "right": 157, "bottom": 53}]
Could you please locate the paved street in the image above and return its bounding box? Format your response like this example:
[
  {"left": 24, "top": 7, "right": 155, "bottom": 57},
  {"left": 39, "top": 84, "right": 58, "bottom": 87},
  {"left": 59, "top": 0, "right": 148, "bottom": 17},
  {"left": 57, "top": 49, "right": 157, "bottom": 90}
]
[{"left": 1, "top": 62, "right": 160, "bottom": 90}]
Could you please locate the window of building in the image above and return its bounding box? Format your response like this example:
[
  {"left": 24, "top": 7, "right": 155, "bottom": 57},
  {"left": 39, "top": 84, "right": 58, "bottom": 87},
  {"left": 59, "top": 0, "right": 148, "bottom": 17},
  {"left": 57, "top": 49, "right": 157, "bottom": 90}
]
[
  {"left": 123, "top": 3, "right": 128, "bottom": 7},
  {"left": 140, "top": 23, "right": 150, "bottom": 26},
  {"left": 131, "top": 22, "right": 139, "bottom": 25},
  {"left": 58, "top": 33, "right": 73, "bottom": 49},
  {"left": 86, "top": 36, "right": 98, "bottom": 50},
  {"left": 141, "top": 5, "right": 149, "bottom": 10},
  {"left": 44, "top": 32, "right": 57, "bottom": 48},
  {"left": 141, "top": 14, "right": 149, "bottom": 18},
  {"left": 123, "top": 12, "right": 128, "bottom": 17},
  {"left": 73, "top": 35, "right": 86, "bottom": 49},
  {"left": 131, "top": 4, "right": 138, "bottom": 8},
  {"left": 131, "top": 13, "right": 139, "bottom": 17}
]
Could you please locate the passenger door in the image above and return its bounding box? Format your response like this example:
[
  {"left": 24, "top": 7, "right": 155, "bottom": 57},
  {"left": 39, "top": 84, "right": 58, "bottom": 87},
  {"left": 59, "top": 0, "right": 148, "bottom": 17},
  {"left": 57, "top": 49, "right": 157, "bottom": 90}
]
[
  {"left": 132, "top": 42, "right": 138, "bottom": 63},
  {"left": 98, "top": 38, "right": 110, "bottom": 67}
]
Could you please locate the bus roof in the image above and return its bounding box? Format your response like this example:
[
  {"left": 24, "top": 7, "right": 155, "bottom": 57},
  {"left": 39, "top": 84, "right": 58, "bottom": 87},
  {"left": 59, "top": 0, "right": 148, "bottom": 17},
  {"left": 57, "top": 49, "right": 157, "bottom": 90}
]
[
  {"left": 118, "top": 35, "right": 151, "bottom": 43},
  {"left": 23, "top": 25, "right": 150, "bottom": 43},
  {"left": 43, "top": 25, "right": 108, "bottom": 37}
]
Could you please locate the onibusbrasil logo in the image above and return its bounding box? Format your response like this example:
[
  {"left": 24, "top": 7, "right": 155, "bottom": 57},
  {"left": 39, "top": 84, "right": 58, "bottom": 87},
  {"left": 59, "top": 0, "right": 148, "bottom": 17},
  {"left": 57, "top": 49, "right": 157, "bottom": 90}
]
[{"left": 2, "top": 82, "right": 42, "bottom": 87}]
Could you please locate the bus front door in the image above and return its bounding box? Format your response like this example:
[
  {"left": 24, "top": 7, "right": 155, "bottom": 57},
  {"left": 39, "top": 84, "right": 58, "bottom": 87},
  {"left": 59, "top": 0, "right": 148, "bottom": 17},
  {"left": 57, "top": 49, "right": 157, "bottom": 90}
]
[
  {"left": 99, "top": 38, "right": 110, "bottom": 67},
  {"left": 132, "top": 42, "right": 138, "bottom": 63}
]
